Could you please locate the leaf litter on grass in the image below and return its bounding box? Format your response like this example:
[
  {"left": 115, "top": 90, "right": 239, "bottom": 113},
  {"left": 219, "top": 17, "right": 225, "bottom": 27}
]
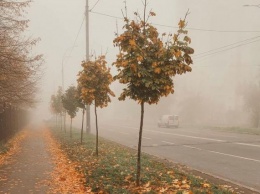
[{"left": 49, "top": 127, "right": 236, "bottom": 194}]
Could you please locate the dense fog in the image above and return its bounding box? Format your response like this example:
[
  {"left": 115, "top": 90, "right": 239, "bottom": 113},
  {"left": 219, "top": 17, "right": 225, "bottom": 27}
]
[{"left": 26, "top": 0, "right": 260, "bottom": 129}]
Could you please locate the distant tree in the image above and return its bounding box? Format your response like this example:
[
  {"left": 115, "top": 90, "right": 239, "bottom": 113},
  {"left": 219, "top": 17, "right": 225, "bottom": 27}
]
[
  {"left": 113, "top": 1, "right": 194, "bottom": 186},
  {"left": 62, "top": 86, "right": 79, "bottom": 137},
  {"left": 49, "top": 87, "right": 63, "bottom": 129},
  {"left": 77, "top": 55, "right": 115, "bottom": 156},
  {"left": 243, "top": 83, "right": 260, "bottom": 128},
  {"left": 76, "top": 85, "right": 86, "bottom": 144},
  {"left": 50, "top": 94, "right": 58, "bottom": 126},
  {"left": 56, "top": 87, "right": 63, "bottom": 130}
]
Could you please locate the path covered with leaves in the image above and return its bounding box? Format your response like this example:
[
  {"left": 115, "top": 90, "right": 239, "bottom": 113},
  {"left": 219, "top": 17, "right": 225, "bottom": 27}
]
[
  {"left": 45, "top": 128, "right": 89, "bottom": 193},
  {"left": 0, "top": 126, "right": 53, "bottom": 193},
  {"left": 0, "top": 125, "right": 88, "bottom": 194}
]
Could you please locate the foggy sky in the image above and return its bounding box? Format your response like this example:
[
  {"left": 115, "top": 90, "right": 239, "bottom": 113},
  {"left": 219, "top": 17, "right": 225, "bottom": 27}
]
[{"left": 26, "top": 0, "right": 260, "bottom": 125}]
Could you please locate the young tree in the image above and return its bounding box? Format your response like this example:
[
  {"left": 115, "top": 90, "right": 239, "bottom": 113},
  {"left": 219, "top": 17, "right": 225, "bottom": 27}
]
[
  {"left": 50, "top": 94, "right": 58, "bottom": 126},
  {"left": 49, "top": 87, "right": 63, "bottom": 129},
  {"left": 76, "top": 85, "right": 86, "bottom": 144},
  {"left": 56, "top": 87, "right": 64, "bottom": 130},
  {"left": 113, "top": 2, "right": 194, "bottom": 185},
  {"left": 62, "top": 86, "right": 79, "bottom": 137},
  {"left": 77, "top": 55, "right": 115, "bottom": 156}
]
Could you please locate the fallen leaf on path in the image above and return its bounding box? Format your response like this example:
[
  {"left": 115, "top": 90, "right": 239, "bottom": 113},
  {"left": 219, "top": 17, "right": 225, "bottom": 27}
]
[
  {"left": 44, "top": 128, "right": 92, "bottom": 194},
  {"left": 0, "top": 129, "right": 28, "bottom": 166}
]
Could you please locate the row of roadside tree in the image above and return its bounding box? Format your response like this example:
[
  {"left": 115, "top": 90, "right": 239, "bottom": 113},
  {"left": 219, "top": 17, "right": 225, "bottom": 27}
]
[
  {"left": 49, "top": 1, "right": 194, "bottom": 186},
  {"left": 0, "top": 1, "right": 42, "bottom": 140}
]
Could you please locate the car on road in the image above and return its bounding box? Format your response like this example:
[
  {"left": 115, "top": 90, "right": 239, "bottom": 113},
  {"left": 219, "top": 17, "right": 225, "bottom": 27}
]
[{"left": 158, "top": 115, "right": 179, "bottom": 128}]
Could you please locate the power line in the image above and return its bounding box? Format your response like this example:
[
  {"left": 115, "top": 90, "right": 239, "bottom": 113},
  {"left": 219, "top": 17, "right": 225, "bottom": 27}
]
[
  {"left": 65, "top": 15, "right": 85, "bottom": 64},
  {"left": 90, "top": 0, "right": 102, "bottom": 11},
  {"left": 90, "top": 10, "right": 122, "bottom": 20},
  {"left": 194, "top": 36, "right": 260, "bottom": 57},
  {"left": 152, "top": 23, "right": 260, "bottom": 33},
  {"left": 193, "top": 63, "right": 260, "bottom": 67},
  {"left": 90, "top": 11, "right": 260, "bottom": 33},
  {"left": 194, "top": 39, "right": 260, "bottom": 60},
  {"left": 89, "top": 10, "right": 260, "bottom": 64}
]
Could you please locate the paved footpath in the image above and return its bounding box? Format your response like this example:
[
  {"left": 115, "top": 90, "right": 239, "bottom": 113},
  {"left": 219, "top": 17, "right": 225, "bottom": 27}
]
[{"left": 0, "top": 125, "right": 53, "bottom": 194}]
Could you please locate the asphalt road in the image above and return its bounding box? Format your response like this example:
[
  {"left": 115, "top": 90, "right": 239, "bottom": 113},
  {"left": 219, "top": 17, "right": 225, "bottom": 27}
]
[{"left": 96, "top": 121, "right": 260, "bottom": 192}]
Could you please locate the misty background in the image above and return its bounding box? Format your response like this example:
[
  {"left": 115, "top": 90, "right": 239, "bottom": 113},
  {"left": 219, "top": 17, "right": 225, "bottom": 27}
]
[{"left": 27, "top": 0, "right": 260, "bottom": 128}]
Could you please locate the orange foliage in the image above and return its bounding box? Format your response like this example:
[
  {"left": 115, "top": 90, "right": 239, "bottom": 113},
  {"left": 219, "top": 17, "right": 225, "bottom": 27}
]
[
  {"left": 44, "top": 128, "right": 92, "bottom": 194},
  {"left": 0, "top": 129, "right": 28, "bottom": 166}
]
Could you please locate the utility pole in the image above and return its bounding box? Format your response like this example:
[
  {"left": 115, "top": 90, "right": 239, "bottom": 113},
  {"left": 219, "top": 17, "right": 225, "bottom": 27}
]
[{"left": 86, "top": 0, "right": 91, "bottom": 133}]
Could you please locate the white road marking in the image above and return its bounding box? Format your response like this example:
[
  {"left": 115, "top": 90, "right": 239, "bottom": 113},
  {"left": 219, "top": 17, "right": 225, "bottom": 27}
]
[
  {"left": 184, "top": 145, "right": 203, "bottom": 150},
  {"left": 163, "top": 141, "right": 260, "bottom": 163},
  {"left": 104, "top": 124, "right": 260, "bottom": 149},
  {"left": 234, "top": 142, "right": 260, "bottom": 148},
  {"left": 143, "top": 136, "right": 152, "bottom": 140},
  {"left": 162, "top": 141, "right": 176, "bottom": 145},
  {"left": 135, "top": 136, "right": 151, "bottom": 140},
  {"left": 147, "top": 129, "right": 225, "bottom": 142},
  {"left": 118, "top": 131, "right": 129, "bottom": 135}
]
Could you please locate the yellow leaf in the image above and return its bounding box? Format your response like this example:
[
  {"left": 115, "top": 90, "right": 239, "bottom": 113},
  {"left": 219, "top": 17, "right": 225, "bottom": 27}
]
[
  {"left": 137, "top": 56, "right": 143, "bottom": 62},
  {"left": 152, "top": 62, "right": 157, "bottom": 68},
  {"left": 181, "top": 184, "right": 190, "bottom": 189},
  {"left": 173, "top": 34, "right": 178, "bottom": 42},
  {"left": 144, "top": 182, "right": 150, "bottom": 188},
  {"left": 150, "top": 11, "right": 156, "bottom": 16},
  {"left": 175, "top": 50, "right": 182, "bottom": 58},
  {"left": 129, "top": 39, "right": 136, "bottom": 46},
  {"left": 178, "top": 19, "right": 185, "bottom": 28},
  {"left": 159, "top": 187, "right": 167, "bottom": 192},
  {"left": 154, "top": 67, "right": 161, "bottom": 74},
  {"left": 124, "top": 175, "right": 132, "bottom": 181},
  {"left": 121, "top": 61, "right": 128, "bottom": 67},
  {"left": 130, "top": 64, "right": 137, "bottom": 72},
  {"left": 203, "top": 183, "right": 210, "bottom": 188}
]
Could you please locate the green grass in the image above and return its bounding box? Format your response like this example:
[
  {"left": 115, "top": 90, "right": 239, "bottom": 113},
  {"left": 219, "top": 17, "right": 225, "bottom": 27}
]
[{"left": 49, "top": 125, "right": 235, "bottom": 194}]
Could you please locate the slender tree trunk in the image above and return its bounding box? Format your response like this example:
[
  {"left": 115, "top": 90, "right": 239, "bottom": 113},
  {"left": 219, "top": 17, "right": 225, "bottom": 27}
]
[
  {"left": 136, "top": 102, "right": 144, "bottom": 186},
  {"left": 81, "top": 108, "right": 85, "bottom": 144},
  {"left": 85, "top": 105, "right": 91, "bottom": 134},
  {"left": 86, "top": 105, "right": 88, "bottom": 133},
  {"left": 94, "top": 102, "right": 99, "bottom": 157},
  {"left": 64, "top": 112, "right": 66, "bottom": 133},
  {"left": 70, "top": 117, "right": 72, "bottom": 138},
  {"left": 60, "top": 113, "right": 62, "bottom": 131}
]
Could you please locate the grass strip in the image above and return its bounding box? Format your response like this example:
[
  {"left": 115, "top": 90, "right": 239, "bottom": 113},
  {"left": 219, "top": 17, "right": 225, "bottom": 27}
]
[
  {"left": 211, "top": 126, "right": 260, "bottom": 135},
  {"left": 50, "top": 126, "right": 235, "bottom": 194}
]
